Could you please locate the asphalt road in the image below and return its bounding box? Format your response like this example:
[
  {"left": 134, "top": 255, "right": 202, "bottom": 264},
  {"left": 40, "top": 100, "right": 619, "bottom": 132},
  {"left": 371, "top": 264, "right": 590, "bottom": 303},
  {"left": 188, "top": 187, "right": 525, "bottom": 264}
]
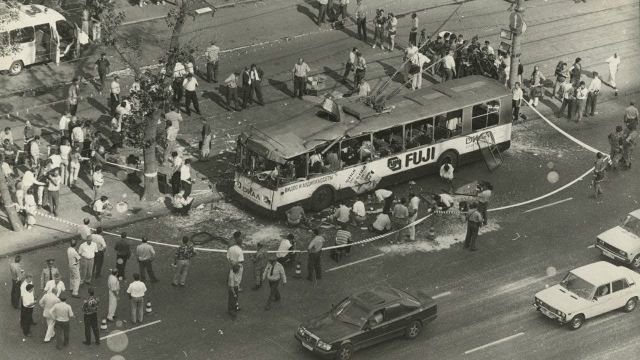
[{"left": 1, "top": 0, "right": 640, "bottom": 359}]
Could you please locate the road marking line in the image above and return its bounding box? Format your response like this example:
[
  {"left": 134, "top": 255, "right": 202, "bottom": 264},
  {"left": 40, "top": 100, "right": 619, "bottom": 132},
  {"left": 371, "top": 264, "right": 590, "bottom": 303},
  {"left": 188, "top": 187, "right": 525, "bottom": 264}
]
[
  {"left": 587, "top": 244, "right": 596, "bottom": 249},
  {"left": 325, "top": 254, "right": 385, "bottom": 272},
  {"left": 523, "top": 197, "right": 573, "bottom": 213},
  {"left": 100, "top": 320, "right": 162, "bottom": 340},
  {"left": 432, "top": 291, "right": 452, "bottom": 299},
  {"left": 464, "top": 332, "right": 525, "bottom": 355}
]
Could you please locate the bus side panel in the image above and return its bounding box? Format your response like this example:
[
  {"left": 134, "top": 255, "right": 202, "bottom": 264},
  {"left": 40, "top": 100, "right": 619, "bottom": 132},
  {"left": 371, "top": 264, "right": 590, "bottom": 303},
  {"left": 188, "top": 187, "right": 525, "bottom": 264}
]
[
  {"left": 0, "top": 40, "right": 36, "bottom": 71},
  {"left": 269, "top": 124, "right": 512, "bottom": 210}
]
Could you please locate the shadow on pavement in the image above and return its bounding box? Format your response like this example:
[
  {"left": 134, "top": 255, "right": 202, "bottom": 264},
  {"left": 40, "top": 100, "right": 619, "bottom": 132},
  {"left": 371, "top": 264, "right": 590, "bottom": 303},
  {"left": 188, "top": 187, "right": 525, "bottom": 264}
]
[
  {"left": 268, "top": 78, "right": 293, "bottom": 97},
  {"left": 296, "top": 4, "right": 318, "bottom": 25}
]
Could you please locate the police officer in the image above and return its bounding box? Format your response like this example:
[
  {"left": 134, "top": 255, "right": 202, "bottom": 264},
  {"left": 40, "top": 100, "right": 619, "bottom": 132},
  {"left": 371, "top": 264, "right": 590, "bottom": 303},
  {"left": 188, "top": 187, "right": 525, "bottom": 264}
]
[{"left": 463, "top": 202, "right": 483, "bottom": 251}]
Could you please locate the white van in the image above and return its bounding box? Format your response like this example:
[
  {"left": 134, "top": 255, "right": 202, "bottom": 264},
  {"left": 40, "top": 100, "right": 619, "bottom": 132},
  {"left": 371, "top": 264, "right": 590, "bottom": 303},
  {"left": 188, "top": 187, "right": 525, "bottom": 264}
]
[{"left": 0, "top": 4, "right": 78, "bottom": 75}]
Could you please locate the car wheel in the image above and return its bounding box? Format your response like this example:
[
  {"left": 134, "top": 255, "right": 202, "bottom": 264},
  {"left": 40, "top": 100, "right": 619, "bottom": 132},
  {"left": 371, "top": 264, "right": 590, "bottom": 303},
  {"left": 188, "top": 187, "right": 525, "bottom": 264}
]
[
  {"left": 404, "top": 320, "right": 422, "bottom": 339},
  {"left": 624, "top": 297, "right": 637, "bottom": 313},
  {"left": 9, "top": 61, "right": 24, "bottom": 76},
  {"left": 310, "top": 185, "right": 334, "bottom": 212},
  {"left": 568, "top": 315, "right": 584, "bottom": 330},
  {"left": 631, "top": 255, "right": 640, "bottom": 269},
  {"left": 335, "top": 343, "right": 353, "bottom": 360}
]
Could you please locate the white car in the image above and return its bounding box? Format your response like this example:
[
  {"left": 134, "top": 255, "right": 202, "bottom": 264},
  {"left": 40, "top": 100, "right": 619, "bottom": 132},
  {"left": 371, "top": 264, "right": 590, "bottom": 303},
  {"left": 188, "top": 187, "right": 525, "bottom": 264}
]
[
  {"left": 534, "top": 261, "right": 640, "bottom": 330},
  {"left": 595, "top": 209, "right": 640, "bottom": 268}
]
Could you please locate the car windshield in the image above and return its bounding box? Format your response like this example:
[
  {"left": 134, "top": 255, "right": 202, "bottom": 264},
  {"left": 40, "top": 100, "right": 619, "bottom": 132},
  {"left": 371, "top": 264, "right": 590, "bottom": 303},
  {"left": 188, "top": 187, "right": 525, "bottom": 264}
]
[
  {"left": 332, "top": 298, "right": 368, "bottom": 327},
  {"left": 560, "top": 272, "right": 596, "bottom": 299},
  {"left": 622, "top": 215, "right": 640, "bottom": 237}
]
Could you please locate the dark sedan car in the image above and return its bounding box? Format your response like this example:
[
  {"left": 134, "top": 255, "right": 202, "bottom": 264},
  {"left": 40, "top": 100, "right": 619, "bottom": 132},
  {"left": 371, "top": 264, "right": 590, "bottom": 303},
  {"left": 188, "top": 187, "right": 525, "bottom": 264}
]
[{"left": 294, "top": 286, "right": 437, "bottom": 360}]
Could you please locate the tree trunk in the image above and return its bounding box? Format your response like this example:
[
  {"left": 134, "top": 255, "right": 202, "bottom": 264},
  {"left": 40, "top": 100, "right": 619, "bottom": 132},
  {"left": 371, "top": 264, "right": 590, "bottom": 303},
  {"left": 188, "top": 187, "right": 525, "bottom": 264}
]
[
  {"left": 140, "top": 108, "right": 162, "bottom": 201},
  {"left": 0, "top": 167, "right": 24, "bottom": 232}
]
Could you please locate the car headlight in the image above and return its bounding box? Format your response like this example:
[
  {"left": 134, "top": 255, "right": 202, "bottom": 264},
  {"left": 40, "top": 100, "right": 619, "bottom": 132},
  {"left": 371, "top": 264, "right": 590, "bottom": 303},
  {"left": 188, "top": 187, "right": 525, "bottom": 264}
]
[
  {"left": 317, "top": 340, "right": 332, "bottom": 351},
  {"left": 297, "top": 326, "right": 305, "bottom": 336},
  {"left": 596, "top": 239, "right": 603, "bottom": 246},
  {"left": 557, "top": 311, "right": 566, "bottom": 319},
  {"left": 620, "top": 250, "right": 628, "bottom": 257}
]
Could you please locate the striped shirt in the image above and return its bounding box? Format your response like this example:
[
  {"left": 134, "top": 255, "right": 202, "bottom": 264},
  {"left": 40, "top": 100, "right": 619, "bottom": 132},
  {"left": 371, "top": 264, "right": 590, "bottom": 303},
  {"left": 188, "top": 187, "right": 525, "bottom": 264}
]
[{"left": 335, "top": 230, "right": 352, "bottom": 246}]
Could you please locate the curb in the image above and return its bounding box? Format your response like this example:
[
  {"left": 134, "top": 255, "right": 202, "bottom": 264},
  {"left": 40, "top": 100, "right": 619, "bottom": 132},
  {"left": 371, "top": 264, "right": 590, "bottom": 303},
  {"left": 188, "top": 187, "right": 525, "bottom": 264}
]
[{"left": 0, "top": 191, "right": 225, "bottom": 259}]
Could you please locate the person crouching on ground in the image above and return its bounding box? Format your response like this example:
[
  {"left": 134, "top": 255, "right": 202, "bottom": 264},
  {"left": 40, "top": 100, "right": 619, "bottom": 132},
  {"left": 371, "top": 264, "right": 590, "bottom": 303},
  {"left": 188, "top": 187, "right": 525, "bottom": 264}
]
[
  {"left": 285, "top": 205, "right": 309, "bottom": 227},
  {"left": 172, "top": 190, "right": 194, "bottom": 216}
]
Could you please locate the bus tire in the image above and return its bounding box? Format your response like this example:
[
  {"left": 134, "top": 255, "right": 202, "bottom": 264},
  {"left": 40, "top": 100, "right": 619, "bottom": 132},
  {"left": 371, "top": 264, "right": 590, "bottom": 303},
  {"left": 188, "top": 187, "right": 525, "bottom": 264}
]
[
  {"left": 9, "top": 61, "right": 24, "bottom": 76},
  {"left": 310, "top": 185, "right": 334, "bottom": 212},
  {"left": 438, "top": 150, "right": 459, "bottom": 169}
]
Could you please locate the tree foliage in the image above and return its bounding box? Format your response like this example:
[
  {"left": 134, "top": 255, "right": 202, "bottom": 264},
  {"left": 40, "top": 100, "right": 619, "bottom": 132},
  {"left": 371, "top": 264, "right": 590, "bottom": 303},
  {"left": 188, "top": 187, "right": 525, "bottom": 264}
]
[
  {"left": 86, "top": 0, "right": 125, "bottom": 46},
  {"left": 0, "top": 1, "right": 24, "bottom": 57}
]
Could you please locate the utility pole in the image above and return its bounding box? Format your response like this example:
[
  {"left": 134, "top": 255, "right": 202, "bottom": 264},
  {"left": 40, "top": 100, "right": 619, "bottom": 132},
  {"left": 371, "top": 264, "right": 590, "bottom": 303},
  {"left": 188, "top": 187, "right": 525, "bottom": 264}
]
[{"left": 508, "top": 0, "right": 526, "bottom": 89}]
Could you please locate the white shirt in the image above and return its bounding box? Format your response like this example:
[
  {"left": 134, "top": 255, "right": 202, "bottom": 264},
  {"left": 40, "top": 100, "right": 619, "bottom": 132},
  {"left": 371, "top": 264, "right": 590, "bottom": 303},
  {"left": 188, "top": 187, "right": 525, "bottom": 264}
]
[
  {"left": 512, "top": 88, "right": 523, "bottom": 101},
  {"left": 227, "top": 245, "right": 244, "bottom": 263},
  {"left": 39, "top": 292, "right": 60, "bottom": 318},
  {"left": 183, "top": 77, "right": 198, "bottom": 91},
  {"left": 59, "top": 115, "right": 71, "bottom": 131},
  {"left": 439, "top": 193, "right": 454, "bottom": 208},
  {"left": 93, "top": 199, "right": 109, "bottom": 213},
  {"left": 59, "top": 145, "right": 71, "bottom": 161},
  {"left": 173, "top": 62, "right": 186, "bottom": 78},
  {"left": 108, "top": 274, "right": 120, "bottom": 293},
  {"left": 21, "top": 170, "right": 35, "bottom": 189},
  {"left": 90, "top": 234, "right": 107, "bottom": 251},
  {"left": 21, "top": 290, "right": 36, "bottom": 308},
  {"left": 49, "top": 154, "right": 61, "bottom": 169},
  {"left": 2, "top": 162, "right": 13, "bottom": 177},
  {"left": 44, "top": 279, "right": 66, "bottom": 295},
  {"left": 111, "top": 80, "right": 120, "bottom": 95},
  {"left": 78, "top": 224, "right": 92, "bottom": 240},
  {"left": 439, "top": 164, "right": 454, "bottom": 180},
  {"left": 67, "top": 246, "right": 80, "bottom": 268},
  {"left": 375, "top": 189, "right": 393, "bottom": 202},
  {"left": 78, "top": 241, "right": 97, "bottom": 259},
  {"left": 588, "top": 77, "right": 602, "bottom": 93},
  {"left": 250, "top": 69, "right": 260, "bottom": 82},
  {"left": 443, "top": 55, "right": 456, "bottom": 69},
  {"left": 606, "top": 55, "right": 620, "bottom": 72},
  {"left": 409, "top": 196, "right": 420, "bottom": 213},
  {"left": 72, "top": 126, "right": 84, "bottom": 143},
  {"left": 358, "top": 81, "right": 371, "bottom": 97},
  {"left": 276, "top": 239, "right": 292, "bottom": 258},
  {"left": 127, "top": 280, "right": 147, "bottom": 298},
  {"left": 352, "top": 201, "right": 366, "bottom": 217},
  {"left": 180, "top": 164, "right": 191, "bottom": 181}
]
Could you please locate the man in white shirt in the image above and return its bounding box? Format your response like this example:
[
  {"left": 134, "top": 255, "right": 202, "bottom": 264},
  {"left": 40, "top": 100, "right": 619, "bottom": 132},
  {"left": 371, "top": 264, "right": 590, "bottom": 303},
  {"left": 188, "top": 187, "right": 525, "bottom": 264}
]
[
  {"left": 343, "top": 47, "right": 357, "bottom": 87},
  {"left": 107, "top": 269, "right": 120, "bottom": 321},
  {"left": 248, "top": 64, "right": 264, "bottom": 106},
  {"left": 276, "top": 234, "right": 293, "bottom": 262},
  {"left": 71, "top": 123, "right": 84, "bottom": 148},
  {"left": 126, "top": 273, "right": 147, "bottom": 324},
  {"left": 182, "top": 73, "right": 200, "bottom": 116},
  {"left": 205, "top": 41, "right": 220, "bottom": 83},
  {"left": 292, "top": 58, "right": 311, "bottom": 99},
  {"left": 512, "top": 82, "right": 524, "bottom": 121},
  {"left": 224, "top": 71, "right": 241, "bottom": 111},
  {"left": 331, "top": 203, "right": 351, "bottom": 225},
  {"left": 439, "top": 162, "right": 454, "bottom": 193},
  {"left": 351, "top": 199, "right": 367, "bottom": 225},
  {"left": 78, "top": 218, "right": 92, "bottom": 240},
  {"left": 370, "top": 212, "right": 392, "bottom": 233},
  {"left": 43, "top": 273, "right": 66, "bottom": 296},
  {"left": 374, "top": 189, "right": 394, "bottom": 214},
  {"left": 59, "top": 111, "right": 71, "bottom": 138},
  {"left": 29, "top": 135, "right": 40, "bottom": 169},
  {"left": 180, "top": 158, "right": 193, "bottom": 197},
  {"left": 408, "top": 193, "right": 421, "bottom": 241},
  {"left": 163, "top": 121, "right": 179, "bottom": 164},
  {"left": 20, "top": 284, "right": 36, "bottom": 336},
  {"left": 357, "top": 78, "right": 371, "bottom": 97},
  {"left": 227, "top": 231, "right": 244, "bottom": 289},
  {"left": 39, "top": 287, "right": 60, "bottom": 342},
  {"left": 434, "top": 193, "right": 454, "bottom": 210},
  {"left": 574, "top": 81, "right": 588, "bottom": 123},
  {"left": 584, "top": 71, "right": 601, "bottom": 117},
  {"left": 442, "top": 49, "right": 456, "bottom": 82},
  {"left": 67, "top": 240, "right": 81, "bottom": 298},
  {"left": 50, "top": 295, "right": 74, "bottom": 349},
  {"left": 78, "top": 237, "right": 97, "bottom": 285},
  {"left": 606, "top": 53, "right": 620, "bottom": 95},
  {"left": 91, "top": 227, "right": 107, "bottom": 278}
]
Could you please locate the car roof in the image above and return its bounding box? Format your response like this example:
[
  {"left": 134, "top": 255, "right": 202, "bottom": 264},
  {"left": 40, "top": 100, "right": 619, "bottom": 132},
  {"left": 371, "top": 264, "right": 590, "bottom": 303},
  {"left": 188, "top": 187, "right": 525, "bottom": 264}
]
[
  {"left": 351, "top": 286, "right": 407, "bottom": 310},
  {"left": 0, "top": 5, "right": 66, "bottom": 31},
  {"left": 570, "top": 261, "right": 624, "bottom": 286},
  {"left": 629, "top": 209, "right": 640, "bottom": 220}
]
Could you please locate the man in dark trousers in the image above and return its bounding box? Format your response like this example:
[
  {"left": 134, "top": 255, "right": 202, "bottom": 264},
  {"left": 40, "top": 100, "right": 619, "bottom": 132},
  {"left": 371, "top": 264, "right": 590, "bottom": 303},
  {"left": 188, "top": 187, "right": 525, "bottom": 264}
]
[
  {"left": 224, "top": 71, "right": 241, "bottom": 111},
  {"left": 263, "top": 254, "right": 286, "bottom": 310},
  {"left": 463, "top": 202, "right": 483, "bottom": 251},
  {"left": 241, "top": 66, "right": 254, "bottom": 109},
  {"left": 307, "top": 228, "right": 324, "bottom": 281},
  {"left": 20, "top": 284, "right": 36, "bottom": 337},
  {"left": 82, "top": 287, "right": 100, "bottom": 345},
  {"left": 182, "top": 73, "right": 200, "bottom": 115},
  {"left": 115, "top": 233, "right": 131, "bottom": 281},
  {"left": 9, "top": 255, "right": 24, "bottom": 309},
  {"left": 248, "top": 64, "right": 264, "bottom": 106},
  {"left": 94, "top": 53, "right": 110, "bottom": 93}
]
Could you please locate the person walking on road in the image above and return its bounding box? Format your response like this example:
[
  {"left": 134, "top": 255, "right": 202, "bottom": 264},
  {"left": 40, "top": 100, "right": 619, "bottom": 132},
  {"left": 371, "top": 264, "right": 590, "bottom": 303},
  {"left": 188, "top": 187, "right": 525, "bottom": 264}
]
[
  {"left": 387, "top": 12, "right": 398, "bottom": 51},
  {"left": 50, "top": 294, "right": 73, "bottom": 349},
  {"left": 569, "top": 57, "right": 582, "bottom": 87},
  {"left": 164, "top": 121, "right": 178, "bottom": 165},
  {"left": 477, "top": 181, "right": 492, "bottom": 225},
  {"left": 136, "top": 237, "right": 158, "bottom": 283},
  {"left": 592, "top": 152, "right": 607, "bottom": 199},
  {"left": 107, "top": 269, "right": 119, "bottom": 322},
  {"left": 228, "top": 264, "right": 241, "bottom": 319},
  {"left": 252, "top": 242, "right": 268, "bottom": 290},
  {"left": 227, "top": 232, "right": 245, "bottom": 290},
  {"left": 339, "top": 0, "right": 349, "bottom": 21},
  {"left": 248, "top": 64, "right": 264, "bottom": 106},
  {"left": 91, "top": 227, "right": 107, "bottom": 278},
  {"left": 409, "top": 13, "right": 418, "bottom": 46},
  {"left": 224, "top": 71, "right": 241, "bottom": 111},
  {"left": 621, "top": 128, "right": 638, "bottom": 169},
  {"left": 82, "top": 287, "right": 100, "bottom": 345},
  {"left": 172, "top": 236, "right": 196, "bottom": 287},
  {"left": 307, "top": 228, "right": 324, "bottom": 282},
  {"left": 608, "top": 126, "right": 624, "bottom": 170},
  {"left": 44, "top": 272, "right": 66, "bottom": 296},
  {"left": 200, "top": 119, "right": 212, "bottom": 161},
  {"left": 318, "top": 0, "right": 328, "bottom": 24},
  {"left": 205, "top": 41, "right": 220, "bottom": 83},
  {"left": 625, "top": 102, "right": 639, "bottom": 130},
  {"left": 10, "top": 255, "right": 25, "bottom": 309},
  {"left": 263, "top": 254, "right": 286, "bottom": 310},
  {"left": 574, "top": 81, "right": 588, "bottom": 123},
  {"left": 529, "top": 65, "right": 545, "bottom": 107},
  {"left": 292, "top": 58, "right": 311, "bottom": 99},
  {"left": 20, "top": 284, "right": 36, "bottom": 337},
  {"left": 512, "top": 82, "right": 523, "bottom": 121},
  {"left": 354, "top": 51, "right": 367, "bottom": 88},
  {"left": 557, "top": 81, "right": 574, "bottom": 120},
  {"left": 605, "top": 53, "right": 620, "bottom": 96},
  {"left": 40, "top": 258, "right": 61, "bottom": 292},
  {"left": 39, "top": 287, "right": 60, "bottom": 343},
  {"left": 79, "top": 237, "right": 97, "bottom": 285},
  {"left": 584, "top": 72, "right": 601, "bottom": 117},
  {"left": 115, "top": 233, "right": 131, "bottom": 281},
  {"left": 68, "top": 78, "right": 80, "bottom": 116},
  {"left": 67, "top": 240, "right": 81, "bottom": 298},
  {"left": 126, "top": 273, "right": 147, "bottom": 324},
  {"left": 94, "top": 53, "right": 110, "bottom": 93},
  {"left": 463, "top": 202, "right": 483, "bottom": 251},
  {"left": 183, "top": 73, "right": 201, "bottom": 116},
  {"left": 110, "top": 76, "right": 121, "bottom": 117},
  {"left": 355, "top": 0, "right": 367, "bottom": 42}
]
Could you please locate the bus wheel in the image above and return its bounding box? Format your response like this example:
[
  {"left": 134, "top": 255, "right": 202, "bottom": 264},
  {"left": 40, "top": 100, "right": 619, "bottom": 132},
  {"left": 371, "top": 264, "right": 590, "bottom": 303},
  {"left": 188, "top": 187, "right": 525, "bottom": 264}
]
[
  {"left": 438, "top": 150, "right": 459, "bottom": 169},
  {"left": 9, "top": 61, "right": 24, "bottom": 76},
  {"left": 310, "top": 186, "right": 334, "bottom": 211}
]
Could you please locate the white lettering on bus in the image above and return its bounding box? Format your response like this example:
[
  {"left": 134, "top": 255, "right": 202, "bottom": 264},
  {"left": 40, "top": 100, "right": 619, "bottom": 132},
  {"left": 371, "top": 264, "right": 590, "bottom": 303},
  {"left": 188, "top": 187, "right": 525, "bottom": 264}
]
[{"left": 283, "top": 175, "right": 334, "bottom": 193}]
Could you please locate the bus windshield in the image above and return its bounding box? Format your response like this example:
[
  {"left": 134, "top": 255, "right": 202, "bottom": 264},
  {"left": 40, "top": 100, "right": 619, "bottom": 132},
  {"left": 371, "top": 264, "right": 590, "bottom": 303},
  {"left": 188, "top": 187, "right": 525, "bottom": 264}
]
[{"left": 237, "top": 142, "right": 304, "bottom": 188}]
